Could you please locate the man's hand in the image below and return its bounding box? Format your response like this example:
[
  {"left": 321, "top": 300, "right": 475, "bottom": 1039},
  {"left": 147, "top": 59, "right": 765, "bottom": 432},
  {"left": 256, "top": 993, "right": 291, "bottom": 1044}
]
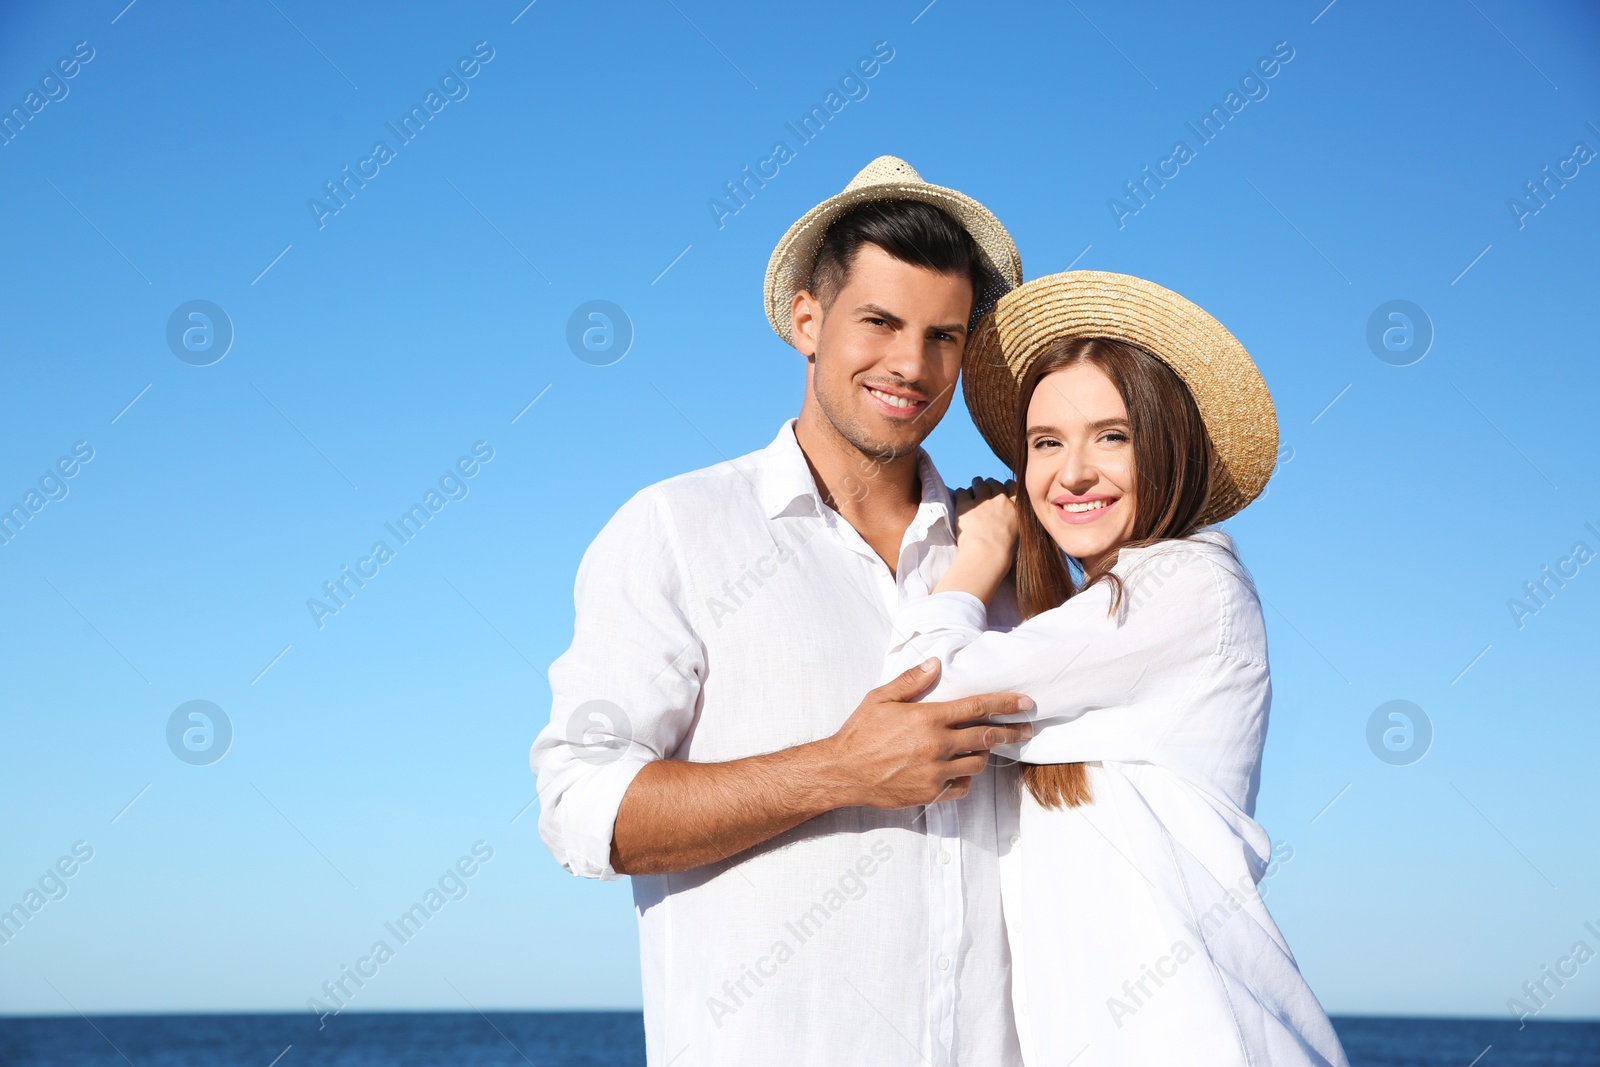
[
  {"left": 608, "top": 661, "right": 1030, "bottom": 875},
  {"left": 824, "top": 658, "right": 1032, "bottom": 808}
]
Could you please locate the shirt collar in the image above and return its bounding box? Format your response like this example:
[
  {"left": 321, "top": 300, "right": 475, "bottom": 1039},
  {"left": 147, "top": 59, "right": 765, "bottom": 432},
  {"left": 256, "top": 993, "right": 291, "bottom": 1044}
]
[
  {"left": 908, "top": 448, "right": 957, "bottom": 545},
  {"left": 758, "top": 419, "right": 956, "bottom": 543},
  {"left": 758, "top": 419, "right": 822, "bottom": 520}
]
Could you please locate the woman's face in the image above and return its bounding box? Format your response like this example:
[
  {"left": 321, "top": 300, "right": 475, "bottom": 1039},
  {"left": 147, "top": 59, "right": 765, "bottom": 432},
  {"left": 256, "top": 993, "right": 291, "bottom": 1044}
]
[{"left": 1023, "top": 362, "right": 1138, "bottom": 573}]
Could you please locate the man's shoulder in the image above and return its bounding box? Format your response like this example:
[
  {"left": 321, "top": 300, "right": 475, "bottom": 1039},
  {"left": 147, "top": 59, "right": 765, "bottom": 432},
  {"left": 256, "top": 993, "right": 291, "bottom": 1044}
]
[
  {"left": 621, "top": 452, "right": 768, "bottom": 536},
  {"left": 596, "top": 438, "right": 773, "bottom": 540},
  {"left": 649, "top": 449, "right": 766, "bottom": 503}
]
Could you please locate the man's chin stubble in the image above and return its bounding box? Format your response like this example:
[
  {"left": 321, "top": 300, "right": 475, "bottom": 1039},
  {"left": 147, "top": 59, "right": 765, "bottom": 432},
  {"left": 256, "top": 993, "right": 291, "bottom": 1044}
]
[{"left": 818, "top": 391, "right": 925, "bottom": 463}]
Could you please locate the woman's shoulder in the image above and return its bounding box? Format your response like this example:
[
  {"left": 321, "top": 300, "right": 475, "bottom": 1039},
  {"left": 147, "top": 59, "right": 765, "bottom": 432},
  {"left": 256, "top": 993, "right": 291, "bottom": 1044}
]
[
  {"left": 1114, "top": 528, "right": 1250, "bottom": 591},
  {"left": 1115, "top": 529, "right": 1267, "bottom": 659}
]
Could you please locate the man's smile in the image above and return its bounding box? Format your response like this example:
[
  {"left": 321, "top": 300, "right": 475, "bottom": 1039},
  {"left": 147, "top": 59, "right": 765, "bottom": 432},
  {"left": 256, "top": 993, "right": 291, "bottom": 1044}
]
[{"left": 863, "top": 381, "right": 929, "bottom": 419}]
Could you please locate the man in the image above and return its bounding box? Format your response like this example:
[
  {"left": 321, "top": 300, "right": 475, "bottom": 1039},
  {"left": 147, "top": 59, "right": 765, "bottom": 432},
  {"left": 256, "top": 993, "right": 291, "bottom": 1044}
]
[{"left": 531, "top": 157, "right": 1028, "bottom": 1065}]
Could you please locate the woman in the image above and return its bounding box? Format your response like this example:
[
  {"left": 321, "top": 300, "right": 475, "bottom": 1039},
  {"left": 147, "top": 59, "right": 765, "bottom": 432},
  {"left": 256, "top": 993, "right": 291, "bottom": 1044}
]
[{"left": 883, "top": 272, "right": 1349, "bottom": 1066}]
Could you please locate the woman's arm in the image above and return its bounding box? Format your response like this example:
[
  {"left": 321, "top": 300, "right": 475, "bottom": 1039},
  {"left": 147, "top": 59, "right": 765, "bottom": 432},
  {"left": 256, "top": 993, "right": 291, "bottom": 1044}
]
[
  {"left": 887, "top": 543, "right": 1236, "bottom": 767},
  {"left": 878, "top": 477, "right": 1019, "bottom": 689}
]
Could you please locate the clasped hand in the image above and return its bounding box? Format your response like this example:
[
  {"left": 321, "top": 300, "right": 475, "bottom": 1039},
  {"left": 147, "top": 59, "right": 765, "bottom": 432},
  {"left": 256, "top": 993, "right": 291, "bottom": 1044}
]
[{"left": 936, "top": 476, "right": 1020, "bottom": 603}]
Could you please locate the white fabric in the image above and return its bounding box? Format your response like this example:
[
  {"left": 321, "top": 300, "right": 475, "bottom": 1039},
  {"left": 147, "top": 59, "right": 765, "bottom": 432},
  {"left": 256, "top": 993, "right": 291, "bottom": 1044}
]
[
  {"left": 531, "top": 419, "right": 1023, "bottom": 1067},
  {"left": 882, "top": 530, "right": 1350, "bottom": 1067}
]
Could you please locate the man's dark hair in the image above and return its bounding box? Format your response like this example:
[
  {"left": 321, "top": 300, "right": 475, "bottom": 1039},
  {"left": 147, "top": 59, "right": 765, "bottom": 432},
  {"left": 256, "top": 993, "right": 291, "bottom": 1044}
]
[{"left": 806, "top": 200, "right": 991, "bottom": 323}]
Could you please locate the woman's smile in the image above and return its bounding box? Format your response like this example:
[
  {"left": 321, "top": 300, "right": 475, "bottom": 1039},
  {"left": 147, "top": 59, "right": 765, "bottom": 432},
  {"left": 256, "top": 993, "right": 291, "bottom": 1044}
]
[{"left": 1049, "top": 493, "right": 1121, "bottom": 525}]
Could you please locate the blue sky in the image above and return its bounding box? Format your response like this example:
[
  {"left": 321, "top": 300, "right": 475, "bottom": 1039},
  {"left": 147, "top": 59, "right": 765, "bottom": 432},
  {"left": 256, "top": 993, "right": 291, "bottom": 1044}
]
[{"left": 1, "top": 0, "right": 1597, "bottom": 1026}]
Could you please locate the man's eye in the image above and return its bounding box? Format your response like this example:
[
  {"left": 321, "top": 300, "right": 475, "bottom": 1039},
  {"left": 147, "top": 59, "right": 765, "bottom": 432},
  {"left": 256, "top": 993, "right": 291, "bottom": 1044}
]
[{"left": 932, "top": 331, "right": 954, "bottom": 343}]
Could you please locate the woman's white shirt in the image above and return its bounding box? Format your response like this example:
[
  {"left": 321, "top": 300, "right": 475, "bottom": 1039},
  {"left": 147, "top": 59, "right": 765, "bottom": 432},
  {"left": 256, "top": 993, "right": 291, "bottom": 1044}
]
[{"left": 882, "top": 529, "right": 1349, "bottom": 1067}]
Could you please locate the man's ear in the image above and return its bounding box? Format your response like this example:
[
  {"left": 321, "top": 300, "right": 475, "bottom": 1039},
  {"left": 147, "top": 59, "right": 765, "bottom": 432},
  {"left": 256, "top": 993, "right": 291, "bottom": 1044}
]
[{"left": 790, "top": 290, "right": 823, "bottom": 358}]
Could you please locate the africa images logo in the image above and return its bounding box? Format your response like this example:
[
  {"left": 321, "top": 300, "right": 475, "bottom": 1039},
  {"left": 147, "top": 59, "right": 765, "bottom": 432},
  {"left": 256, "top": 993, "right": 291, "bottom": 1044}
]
[{"left": 307, "top": 42, "right": 496, "bottom": 230}]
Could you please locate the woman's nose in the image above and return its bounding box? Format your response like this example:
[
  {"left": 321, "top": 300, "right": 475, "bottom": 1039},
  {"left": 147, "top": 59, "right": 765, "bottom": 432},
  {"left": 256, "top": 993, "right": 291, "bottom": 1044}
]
[{"left": 1056, "top": 449, "right": 1098, "bottom": 493}]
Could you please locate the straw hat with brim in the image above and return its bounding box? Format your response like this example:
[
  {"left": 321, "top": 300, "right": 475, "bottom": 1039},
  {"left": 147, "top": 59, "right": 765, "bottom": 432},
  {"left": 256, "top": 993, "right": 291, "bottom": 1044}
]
[
  {"left": 964, "top": 271, "right": 1277, "bottom": 526},
  {"left": 764, "top": 156, "right": 1023, "bottom": 346}
]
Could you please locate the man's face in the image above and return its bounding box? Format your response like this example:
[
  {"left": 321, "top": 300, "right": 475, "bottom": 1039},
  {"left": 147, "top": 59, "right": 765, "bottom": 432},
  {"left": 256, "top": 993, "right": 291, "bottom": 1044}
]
[{"left": 791, "top": 243, "right": 973, "bottom": 461}]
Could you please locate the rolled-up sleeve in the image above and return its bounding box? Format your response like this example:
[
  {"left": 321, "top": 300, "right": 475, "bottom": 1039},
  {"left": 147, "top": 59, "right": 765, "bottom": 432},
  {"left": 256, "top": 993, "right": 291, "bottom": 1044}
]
[{"left": 530, "top": 487, "right": 705, "bottom": 879}]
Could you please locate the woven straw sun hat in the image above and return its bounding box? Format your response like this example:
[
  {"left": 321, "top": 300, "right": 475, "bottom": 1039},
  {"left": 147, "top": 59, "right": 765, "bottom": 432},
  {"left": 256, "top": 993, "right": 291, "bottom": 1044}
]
[
  {"left": 764, "top": 155, "right": 1023, "bottom": 345},
  {"left": 964, "top": 271, "right": 1278, "bottom": 525}
]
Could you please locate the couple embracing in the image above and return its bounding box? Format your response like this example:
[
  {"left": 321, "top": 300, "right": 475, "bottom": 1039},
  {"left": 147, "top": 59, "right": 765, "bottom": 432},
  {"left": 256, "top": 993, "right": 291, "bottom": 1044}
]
[{"left": 531, "top": 157, "right": 1349, "bottom": 1067}]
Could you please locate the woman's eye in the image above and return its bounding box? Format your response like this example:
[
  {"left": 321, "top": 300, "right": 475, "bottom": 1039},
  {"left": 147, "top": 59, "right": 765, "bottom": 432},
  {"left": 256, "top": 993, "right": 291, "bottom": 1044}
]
[
  {"left": 1102, "top": 431, "right": 1130, "bottom": 444},
  {"left": 1030, "top": 438, "right": 1060, "bottom": 450}
]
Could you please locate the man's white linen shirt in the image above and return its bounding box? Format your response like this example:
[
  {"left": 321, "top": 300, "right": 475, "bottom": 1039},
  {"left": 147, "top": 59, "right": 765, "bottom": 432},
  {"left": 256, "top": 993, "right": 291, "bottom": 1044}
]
[{"left": 530, "top": 419, "right": 1022, "bottom": 1067}]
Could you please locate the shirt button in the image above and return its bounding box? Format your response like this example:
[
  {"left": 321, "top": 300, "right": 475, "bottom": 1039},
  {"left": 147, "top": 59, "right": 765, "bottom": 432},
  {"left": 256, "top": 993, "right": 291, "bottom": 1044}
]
[
  {"left": 1010, "top": 835, "right": 1021, "bottom": 846},
  {"left": 938, "top": 850, "right": 951, "bottom": 865},
  {"left": 937, "top": 955, "right": 950, "bottom": 971}
]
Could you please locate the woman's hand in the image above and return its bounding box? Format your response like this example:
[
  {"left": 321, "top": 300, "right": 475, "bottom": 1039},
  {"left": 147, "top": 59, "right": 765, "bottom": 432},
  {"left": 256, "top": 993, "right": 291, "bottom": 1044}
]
[
  {"left": 952, "top": 476, "right": 1019, "bottom": 555},
  {"left": 935, "top": 476, "right": 1019, "bottom": 604}
]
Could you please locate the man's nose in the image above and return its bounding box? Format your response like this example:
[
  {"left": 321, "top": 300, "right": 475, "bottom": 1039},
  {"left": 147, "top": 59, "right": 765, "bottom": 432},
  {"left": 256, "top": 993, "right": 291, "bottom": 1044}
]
[{"left": 879, "top": 328, "right": 932, "bottom": 382}]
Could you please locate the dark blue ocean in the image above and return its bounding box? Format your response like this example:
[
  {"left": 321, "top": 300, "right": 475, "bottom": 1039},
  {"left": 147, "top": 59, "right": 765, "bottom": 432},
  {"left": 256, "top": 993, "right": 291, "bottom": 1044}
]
[{"left": 1, "top": 1013, "right": 1596, "bottom": 1065}]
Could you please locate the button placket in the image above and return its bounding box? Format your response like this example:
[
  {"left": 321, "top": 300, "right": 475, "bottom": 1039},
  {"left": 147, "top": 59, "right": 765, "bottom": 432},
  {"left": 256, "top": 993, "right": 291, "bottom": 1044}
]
[
  {"left": 920, "top": 794, "right": 964, "bottom": 1067},
  {"left": 898, "top": 493, "right": 965, "bottom": 1067}
]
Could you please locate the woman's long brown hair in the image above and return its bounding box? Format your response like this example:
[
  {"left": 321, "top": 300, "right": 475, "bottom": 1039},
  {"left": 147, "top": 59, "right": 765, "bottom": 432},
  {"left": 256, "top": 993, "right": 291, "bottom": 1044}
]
[{"left": 1010, "top": 337, "right": 1213, "bottom": 809}]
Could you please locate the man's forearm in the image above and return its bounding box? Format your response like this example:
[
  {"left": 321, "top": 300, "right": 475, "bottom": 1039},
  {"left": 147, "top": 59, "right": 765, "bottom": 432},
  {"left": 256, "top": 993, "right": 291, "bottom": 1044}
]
[
  {"left": 609, "top": 738, "right": 853, "bottom": 875},
  {"left": 603, "top": 661, "right": 1029, "bottom": 875}
]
